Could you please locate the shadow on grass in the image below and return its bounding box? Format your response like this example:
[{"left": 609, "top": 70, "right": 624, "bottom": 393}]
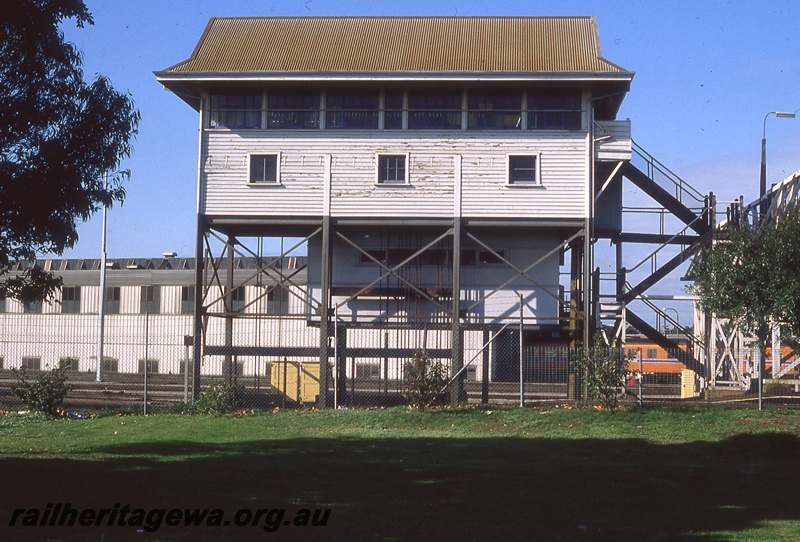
[{"left": 2, "top": 433, "right": 800, "bottom": 541}]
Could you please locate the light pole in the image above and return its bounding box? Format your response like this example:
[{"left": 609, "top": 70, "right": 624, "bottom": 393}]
[
  {"left": 97, "top": 171, "right": 109, "bottom": 383},
  {"left": 760, "top": 111, "right": 796, "bottom": 219}
]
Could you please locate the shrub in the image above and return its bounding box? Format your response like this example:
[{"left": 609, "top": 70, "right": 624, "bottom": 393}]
[
  {"left": 402, "top": 350, "right": 449, "bottom": 410},
  {"left": 573, "top": 334, "right": 629, "bottom": 413},
  {"left": 193, "top": 379, "right": 241, "bottom": 416},
  {"left": 11, "top": 361, "right": 73, "bottom": 417}
]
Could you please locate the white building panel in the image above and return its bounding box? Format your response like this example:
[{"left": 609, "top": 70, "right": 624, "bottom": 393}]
[{"left": 203, "top": 132, "right": 589, "bottom": 220}]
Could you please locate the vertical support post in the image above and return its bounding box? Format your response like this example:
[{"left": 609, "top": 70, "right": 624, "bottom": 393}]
[
  {"left": 757, "top": 343, "right": 764, "bottom": 411},
  {"left": 615, "top": 239, "right": 627, "bottom": 344},
  {"left": 96, "top": 171, "right": 108, "bottom": 383},
  {"left": 482, "top": 329, "right": 490, "bottom": 404},
  {"left": 583, "top": 221, "right": 592, "bottom": 346},
  {"left": 183, "top": 335, "right": 191, "bottom": 404},
  {"left": 333, "top": 304, "right": 339, "bottom": 409},
  {"left": 192, "top": 220, "right": 204, "bottom": 400},
  {"left": 760, "top": 135, "right": 768, "bottom": 220},
  {"left": 143, "top": 310, "right": 149, "bottom": 416},
  {"left": 192, "top": 95, "right": 207, "bottom": 401},
  {"left": 519, "top": 293, "right": 524, "bottom": 407},
  {"left": 585, "top": 105, "right": 595, "bottom": 347},
  {"left": 383, "top": 330, "right": 389, "bottom": 394},
  {"left": 703, "top": 193, "right": 716, "bottom": 388},
  {"left": 318, "top": 216, "right": 331, "bottom": 408},
  {"left": 568, "top": 240, "right": 583, "bottom": 400},
  {"left": 450, "top": 218, "right": 466, "bottom": 404},
  {"left": 638, "top": 348, "right": 643, "bottom": 406},
  {"left": 772, "top": 323, "right": 781, "bottom": 378},
  {"left": 337, "top": 323, "right": 348, "bottom": 404},
  {"left": 224, "top": 235, "right": 235, "bottom": 383}
]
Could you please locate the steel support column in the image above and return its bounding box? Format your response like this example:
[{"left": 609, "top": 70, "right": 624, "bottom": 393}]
[
  {"left": 224, "top": 235, "right": 235, "bottom": 382},
  {"left": 318, "top": 216, "right": 331, "bottom": 408},
  {"left": 568, "top": 239, "right": 583, "bottom": 400},
  {"left": 450, "top": 218, "right": 466, "bottom": 404},
  {"left": 192, "top": 214, "right": 205, "bottom": 400}
]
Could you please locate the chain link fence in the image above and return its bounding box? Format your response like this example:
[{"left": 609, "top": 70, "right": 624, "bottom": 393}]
[{"left": 2, "top": 309, "right": 800, "bottom": 412}]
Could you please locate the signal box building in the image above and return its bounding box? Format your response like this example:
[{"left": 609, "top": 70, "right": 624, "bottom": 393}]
[{"left": 155, "top": 16, "right": 637, "bottom": 405}]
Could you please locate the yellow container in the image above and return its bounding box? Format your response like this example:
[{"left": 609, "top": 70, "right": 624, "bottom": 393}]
[
  {"left": 680, "top": 369, "right": 696, "bottom": 399},
  {"left": 271, "top": 361, "right": 320, "bottom": 403}
]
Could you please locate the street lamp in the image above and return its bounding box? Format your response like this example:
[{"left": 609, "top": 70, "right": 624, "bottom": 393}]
[{"left": 760, "top": 111, "right": 796, "bottom": 218}]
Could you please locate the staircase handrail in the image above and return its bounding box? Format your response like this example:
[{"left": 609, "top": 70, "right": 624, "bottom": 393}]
[
  {"left": 631, "top": 140, "right": 706, "bottom": 206},
  {"left": 624, "top": 281, "right": 704, "bottom": 349}
]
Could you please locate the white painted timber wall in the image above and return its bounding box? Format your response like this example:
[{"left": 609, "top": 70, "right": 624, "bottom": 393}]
[{"left": 202, "top": 131, "right": 591, "bottom": 219}]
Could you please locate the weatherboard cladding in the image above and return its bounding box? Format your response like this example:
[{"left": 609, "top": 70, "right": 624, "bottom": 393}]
[
  {"left": 203, "top": 132, "right": 588, "bottom": 219},
  {"left": 164, "top": 16, "right": 626, "bottom": 75}
]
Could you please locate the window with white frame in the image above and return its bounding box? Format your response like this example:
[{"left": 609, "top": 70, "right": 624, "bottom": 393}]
[
  {"left": 507, "top": 155, "right": 540, "bottom": 186},
  {"left": 376, "top": 154, "right": 408, "bottom": 184},
  {"left": 248, "top": 154, "right": 280, "bottom": 184}
]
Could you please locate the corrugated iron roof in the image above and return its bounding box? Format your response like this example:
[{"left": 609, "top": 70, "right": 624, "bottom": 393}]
[{"left": 159, "top": 16, "right": 630, "bottom": 75}]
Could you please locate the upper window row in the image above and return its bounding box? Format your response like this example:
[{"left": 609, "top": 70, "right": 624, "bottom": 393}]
[
  {"left": 208, "top": 90, "right": 582, "bottom": 131},
  {"left": 0, "top": 286, "right": 194, "bottom": 315}
]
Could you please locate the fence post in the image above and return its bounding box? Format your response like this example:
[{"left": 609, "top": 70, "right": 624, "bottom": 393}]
[
  {"left": 183, "top": 335, "right": 191, "bottom": 404},
  {"left": 144, "top": 310, "right": 149, "bottom": 415},
  {"left": 638, "top": 348, "right": 643, "bottom": 406},
  {"left": 519, "top": 293, "right": 524, "bottom": 407},
  {"left": 334, "top": 305, "right": 338, "bottom": 410}
]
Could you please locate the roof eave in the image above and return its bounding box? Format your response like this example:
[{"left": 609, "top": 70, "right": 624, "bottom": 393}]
[{"left": 155, "top": 70, "right": 635, "bottom": 84}]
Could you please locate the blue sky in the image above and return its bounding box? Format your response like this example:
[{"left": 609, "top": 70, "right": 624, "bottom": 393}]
[{"left": 55, "top": 0, "right": 800, "bottom": 263}]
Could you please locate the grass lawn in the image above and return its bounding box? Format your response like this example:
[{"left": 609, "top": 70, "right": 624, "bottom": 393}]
[{"left": 2, "top": 405, "right": 800, "bottom": 541}]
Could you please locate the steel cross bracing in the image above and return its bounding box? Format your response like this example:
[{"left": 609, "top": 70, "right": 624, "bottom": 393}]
[
  {"left": 333, "top": 227, "right": 454, "bottom": 314},
  {"left": 196, "top": 226, "right": 322, "bottom": 370},
  {"left": 710, "top": 318, "right": 745, "bottom": 388},
  {"left": 191, "top": 215, "right": 593, "bottom": 406},
  {"left": 594, "top": 140, "right": 713, "bottom": 379},
  {"left": 202, "top": 228, "right": 316, "bottom": 316},
  {"left": 701, "top": 168, "right": 800, "bottom": 388}
]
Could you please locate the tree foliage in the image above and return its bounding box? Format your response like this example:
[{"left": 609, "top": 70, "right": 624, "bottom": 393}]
[
  {"left": 762, "top": 209, "right": 800, "bottom": 338},
  {"left": 573, "top": 334, "right": 628, "bottom": 412},
  {"left": 402, "top": 350, "right": 449, "bottom": 410},
  {"left": 0, "top": 0, "right": 140, "bottom": 302},
  {"left": 692, "top": 208, "right": 800, "bottom": 346},
  {"left": 11, "top": 360, "right": 73, "bottom": 417}
]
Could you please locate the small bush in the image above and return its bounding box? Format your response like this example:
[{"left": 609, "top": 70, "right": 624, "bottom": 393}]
[
  {"left": 573, "top": 334, "right": 629, "bottom": 413},
  {"left": 193, "top": 380, "right": 241, "bottom": 416},
  {"left": 402, "top": 350, "right": 449, "bottom": 410},
  {"left": 11, "top": 361, "right": 73, "bottom": 417}
]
